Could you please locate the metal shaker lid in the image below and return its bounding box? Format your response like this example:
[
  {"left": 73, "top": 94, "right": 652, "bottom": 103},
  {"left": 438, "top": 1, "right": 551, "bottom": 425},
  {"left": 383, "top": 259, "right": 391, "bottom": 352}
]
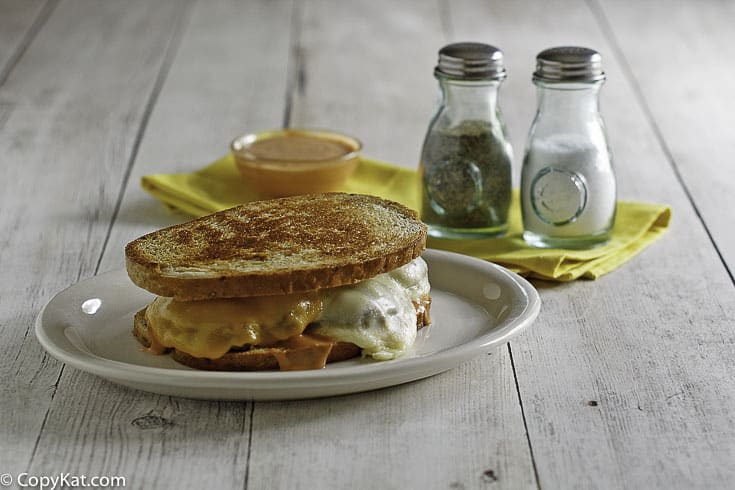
[
  {"left": 435, "top": 42, "right": 507, "bottom": 80},
  {"left": 533, "top": 46, "right": 605, "bottom": 82}
]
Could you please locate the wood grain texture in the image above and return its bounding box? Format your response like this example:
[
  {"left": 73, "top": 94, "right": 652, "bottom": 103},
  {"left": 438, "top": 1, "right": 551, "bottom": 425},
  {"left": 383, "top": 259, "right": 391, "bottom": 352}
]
[
  {"left": 289, "top": 0, "right": 442, "bottom": 167},
  {"left": 0, "top": 0, "right": 49, "bottom": 85},
  {"left": 0, "top": 0, "right": 188, "bottom": 473},
  {"left": 450, "top": 0, "right": 735, "bottom": 488},
  {"left": 248, "top": 356, "right": 536, "bottom": 490},
  {"left": 30, "top": 371, "right": 251, "bottom": 489},
  {"left": 28, "top": 0, "right": 293, "bottom": 487},
  {"left": 594, "top": 0, "right": 735, "bottom": 275}
]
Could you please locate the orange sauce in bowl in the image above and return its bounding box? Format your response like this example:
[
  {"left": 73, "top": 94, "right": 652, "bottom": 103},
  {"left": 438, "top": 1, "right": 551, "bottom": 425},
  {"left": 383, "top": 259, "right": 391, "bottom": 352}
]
[
  {"left": 248, "top": 135, "right": 353, "bottom": 161},
  {"left": 231, "top": 130, "right": 361, "bottom": 197}
]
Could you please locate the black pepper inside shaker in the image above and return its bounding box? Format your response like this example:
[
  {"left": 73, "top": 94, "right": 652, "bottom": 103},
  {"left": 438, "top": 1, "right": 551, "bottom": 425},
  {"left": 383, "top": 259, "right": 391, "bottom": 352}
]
[{"left": 419, "top": 42, "right": 513, "bottom": 239}]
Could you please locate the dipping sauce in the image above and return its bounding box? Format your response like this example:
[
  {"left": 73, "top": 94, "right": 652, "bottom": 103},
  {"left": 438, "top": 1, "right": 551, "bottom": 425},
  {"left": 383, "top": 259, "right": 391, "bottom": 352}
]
[
  {"left": 231, "top": 129, "right": 362, "bottom": 197},
  {"left": 248, "top": 135, "right": 353, "bottom": 161}
]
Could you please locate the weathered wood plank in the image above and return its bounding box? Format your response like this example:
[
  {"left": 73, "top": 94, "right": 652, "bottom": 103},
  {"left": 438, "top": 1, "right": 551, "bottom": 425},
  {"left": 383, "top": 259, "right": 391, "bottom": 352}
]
[
  {"left": 248, "top": 356, "right": 535, "bottom": 490},
  {"left": 595, "top": 0, "right": 735, "bottom": 273},
  {"left": 288, "top": 0, "right": 441, "bottom": 167},
  {"left": 450, "top": 0, "right": 735, "bottom": 488},
  {"left": 0, "top": 0, "right": 48, "bottom": 85},
  {"left": 592, "top": 0, "right": 735, "bottom": 277},
  {"left": 0, "top": 0, "right": 186, "bottom": 475},
  {"left": 28, "top": 0, "right": 293, "bottom": 487},
  {"left": 246, "top": 1, "right": 538, "bottom": 489}
]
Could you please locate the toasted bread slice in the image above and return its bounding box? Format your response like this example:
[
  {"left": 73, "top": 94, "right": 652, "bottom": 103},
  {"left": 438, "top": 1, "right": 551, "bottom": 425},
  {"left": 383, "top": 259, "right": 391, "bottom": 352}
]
[
  {"left": 133, "top": 295, "right": 431, "bottom": 371},
  {"left": 126, "top": 193, "right": 426, "bottom": 301}
]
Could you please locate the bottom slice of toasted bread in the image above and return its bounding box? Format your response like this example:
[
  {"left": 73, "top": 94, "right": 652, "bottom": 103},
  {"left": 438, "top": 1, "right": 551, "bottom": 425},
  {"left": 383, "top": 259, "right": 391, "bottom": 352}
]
[{"left": 133, "top": 296, "right": 430, "bottom": 371}]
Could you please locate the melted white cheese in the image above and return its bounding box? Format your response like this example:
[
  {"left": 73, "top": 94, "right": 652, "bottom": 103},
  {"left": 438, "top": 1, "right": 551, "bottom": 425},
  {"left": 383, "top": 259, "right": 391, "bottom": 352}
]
[{"left": 310, "top": 257, "right": 430, "bottom": 360}]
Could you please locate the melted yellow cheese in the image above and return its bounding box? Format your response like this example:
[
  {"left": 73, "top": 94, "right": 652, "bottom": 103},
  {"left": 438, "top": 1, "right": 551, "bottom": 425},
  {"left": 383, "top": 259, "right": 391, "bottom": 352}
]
[
  {"left": 145, "top": 257, "right": 430, "bottom": 361},
  {"left": 145, "top": 293, "right": 323, "bottom": 359}
]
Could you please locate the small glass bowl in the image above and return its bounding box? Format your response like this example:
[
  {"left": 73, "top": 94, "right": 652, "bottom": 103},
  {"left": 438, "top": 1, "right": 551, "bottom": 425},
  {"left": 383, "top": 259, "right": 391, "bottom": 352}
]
[{"left": 231, "top": 129, "right": 362, "bottom": 197}]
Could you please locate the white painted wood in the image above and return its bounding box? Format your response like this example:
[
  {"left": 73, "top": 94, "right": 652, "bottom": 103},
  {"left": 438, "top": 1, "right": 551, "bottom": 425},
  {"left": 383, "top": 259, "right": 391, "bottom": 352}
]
[
  {"left": 246, "top": 1, "right": 537, "bottom": 489},
  {"left": 0, "top": 0, "right": 186, "bottom": 475},
  {"left": 0, "top": 0, "right": 47, "bottom": 81},
  {"left": 248, "top": 356, "right": 536, "bottom": 490},
  {"left": 289, "top": 0, "right": 441, "bottom": 167},
  {"left": 30, "top": 372, "right": 251, "bottom": 490},
  {"left": 0, "top": 0, "right": 47, "bottom": 130},
  {"left": 28, "top": 0, "right": 293, "bottom": 488},
  {"left": 450, "top": 0, "right": 735, "bottom": 488},
  {"left": 595, "top": 0, "right": 735, "bottom": 272}
]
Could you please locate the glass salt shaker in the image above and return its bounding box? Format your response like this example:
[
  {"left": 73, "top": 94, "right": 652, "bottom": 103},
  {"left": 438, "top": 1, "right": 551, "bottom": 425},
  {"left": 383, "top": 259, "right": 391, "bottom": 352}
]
[
  {"left": 521, "top": 46, "right": 617, "bottom": 248},
  {"left": 419, "top": 42, "right": 513, "bottom": 239}
]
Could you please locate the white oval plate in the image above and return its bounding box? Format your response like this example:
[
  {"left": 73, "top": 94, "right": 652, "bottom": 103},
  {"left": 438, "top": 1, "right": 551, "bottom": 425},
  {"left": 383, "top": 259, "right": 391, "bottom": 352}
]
[{"left": 35, "top": 249, "right": 540, "bottom": 401}]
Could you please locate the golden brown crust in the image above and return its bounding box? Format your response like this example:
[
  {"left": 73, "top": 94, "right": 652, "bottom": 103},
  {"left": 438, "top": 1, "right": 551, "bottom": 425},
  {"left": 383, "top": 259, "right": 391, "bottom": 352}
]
[
  {"left": 125, "top": 193, "right": 427, "bottom": 301},
  {"left": 132, "top": 295, "right": 431, "bottom": 371}
]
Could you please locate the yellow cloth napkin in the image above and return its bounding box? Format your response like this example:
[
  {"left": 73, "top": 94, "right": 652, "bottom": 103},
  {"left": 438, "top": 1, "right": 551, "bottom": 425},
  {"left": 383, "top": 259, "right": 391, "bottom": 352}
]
[{"left": 141, "top": 154, "right": 671, "bottom": 281}]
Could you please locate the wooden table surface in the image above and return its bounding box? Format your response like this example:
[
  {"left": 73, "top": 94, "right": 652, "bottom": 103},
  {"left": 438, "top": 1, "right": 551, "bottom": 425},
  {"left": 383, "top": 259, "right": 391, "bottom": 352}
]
[{"left": 2, "top": 0, "right": 734, "bottom": 489}]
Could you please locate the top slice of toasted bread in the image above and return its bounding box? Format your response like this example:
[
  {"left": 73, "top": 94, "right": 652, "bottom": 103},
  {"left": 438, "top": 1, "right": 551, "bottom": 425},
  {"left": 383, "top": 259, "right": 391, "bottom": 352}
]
[{"left": 125, "top": 193, "right": 427, "bottom": 300}]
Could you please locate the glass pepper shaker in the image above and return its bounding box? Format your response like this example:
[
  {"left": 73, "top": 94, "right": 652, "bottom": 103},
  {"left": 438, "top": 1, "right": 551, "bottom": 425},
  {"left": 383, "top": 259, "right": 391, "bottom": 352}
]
[
  {"left": 521, "top": 46, "right": 617, "bottom": 248},
  {"left": 419, "top": 42, "right": 513, "bottom": 239}
]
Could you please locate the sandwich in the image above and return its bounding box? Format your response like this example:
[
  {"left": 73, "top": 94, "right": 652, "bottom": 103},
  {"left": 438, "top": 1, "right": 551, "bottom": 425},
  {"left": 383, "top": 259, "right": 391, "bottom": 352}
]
[{"left": 125, "top": 193, "right": 431, "bottom": 371}]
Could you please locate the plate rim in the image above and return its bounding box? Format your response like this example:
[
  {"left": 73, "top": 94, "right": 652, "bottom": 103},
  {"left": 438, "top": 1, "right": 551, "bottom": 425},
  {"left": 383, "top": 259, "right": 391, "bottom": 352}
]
[{"left": 35, "top": 249, "right": 540, "bottom": 391}]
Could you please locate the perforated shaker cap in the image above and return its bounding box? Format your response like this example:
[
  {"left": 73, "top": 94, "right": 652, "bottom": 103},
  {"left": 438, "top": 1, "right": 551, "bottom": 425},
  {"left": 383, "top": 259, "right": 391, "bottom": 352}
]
[
  {"left": 533, "top": 46, "right": 605, "bottom": 83},
  {"left": 435, "top": 42, "right": 507, "bottom": 81}
]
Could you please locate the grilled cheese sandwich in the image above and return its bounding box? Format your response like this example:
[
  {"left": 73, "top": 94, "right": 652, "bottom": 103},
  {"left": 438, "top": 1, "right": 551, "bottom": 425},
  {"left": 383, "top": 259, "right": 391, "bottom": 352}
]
[{"left": 126, "top": 193, "right": 430, "bottom": 371}]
